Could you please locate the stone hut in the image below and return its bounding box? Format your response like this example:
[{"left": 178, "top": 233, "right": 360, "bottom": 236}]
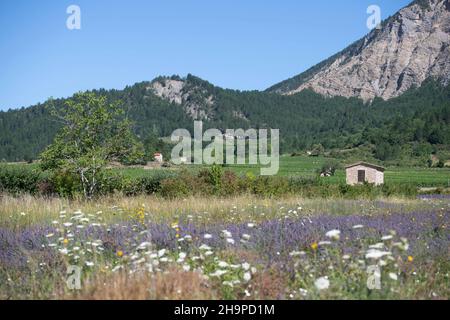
[{"left": 345, "top": 162, "right": 385, "bottom": 186}]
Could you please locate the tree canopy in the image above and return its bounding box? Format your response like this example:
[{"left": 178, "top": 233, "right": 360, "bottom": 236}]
[{"left": 40, "top": 92, "right": 144, "bottom": 197}]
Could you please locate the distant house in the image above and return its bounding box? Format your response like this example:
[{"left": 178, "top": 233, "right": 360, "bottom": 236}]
[
  {"left": 153, "top": 153, "right": 163, "bottom": 163},
  {"left": 345, "top": 162, "right": 385, "bottom": 186}
]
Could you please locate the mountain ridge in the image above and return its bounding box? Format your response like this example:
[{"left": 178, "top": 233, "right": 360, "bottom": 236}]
[
  {"left": 0, "top": 75, "right": 448, "bottom": 162},
  {"left": 267, "top": 0, "right": 450, "bottom": 101},
  {"left": 0, "top": 0, "right": 449, "bottom": 162}
]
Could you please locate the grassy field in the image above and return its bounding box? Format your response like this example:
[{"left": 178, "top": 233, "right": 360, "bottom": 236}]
[
  {"left": 3, "top": 156, "right": 450, "bottom": 191},
  {"left": 116, "top": 156, "right": 450, "bottom": 187},
  {"left": 1, "top": 160, "right": 449, "bottom": 299}
]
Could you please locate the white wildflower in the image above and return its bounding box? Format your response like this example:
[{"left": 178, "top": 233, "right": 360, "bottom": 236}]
[
  {"left": 325, "top": 229, "right": 341, "bottom": 240},
  {"left": 137, "top": 242, "right": 151, "bottom": 250},
  {"left": 289, "top": 251, "right": 306, "bottom": 257},
  {"left": 369, "top": 243, "right": 385, "bottom": 249},
  {"left": 199, "top": 244, "right": 212, "bottom": 251},
  {"left": 222, "top": 230, "right": 232, "bottom": 238},
  {"left": 378, "top": 259, "right": 387, "bottom": 266},
  {"left": 365, "top": 249, "right": 392, "bottom": 259},
  {"left": 210, "top": 270, "right": 227, "bottom": 277},
  {"left": 389, "top": 273, "right": 398, "bottom": 281},
  {"left": 314, "top": 277, "right": 330, "bottom": 290},
  {"left": 242, "top": 262, "right": 250, "bottom": 271},
  {"left": 299, "top": 288, "right": 308, "bottom": 296},
  {"left": 182, "top": 264, "right": 190, "bottom": 272}
]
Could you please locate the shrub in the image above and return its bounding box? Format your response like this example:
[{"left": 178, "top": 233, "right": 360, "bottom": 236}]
[
  {"left": 159, "top": 178, "right": 190, "bottom": 198},
  {"left": 50, "top": 170, "right": 81, "bottom": 198},
  {"left": 0, "top": 164, "right": 419, "bottom": 199},
  {"left": 36, "top": 179, "right": 55, "bottom": 196},
  {"left": 317, "top": 160, "right": 341, "bottom": 176},
  {"left": 136, "top": 176, "right": 163, "bottom": 195},
  {"left": 220, "top": 171, "right": 244, "bottom": 196},
  {"left": 0, "top": 165, "right": 43, "bottom": 195},
  {"left": 253, "top": 176, "right": 290, "bottom": 197},
  {"left": 381, "top": 183, "right": 417, "bottom": 197},
  {"left": 208, "top": 165, "right": 223, "bottom": 194}
]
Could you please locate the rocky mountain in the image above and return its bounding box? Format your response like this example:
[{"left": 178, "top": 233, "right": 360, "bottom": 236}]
[
  {"left": 1, "top": 73, "right": 448, "bottom": 162},
  {"left": 267, "top": 0, "right": 450, "bottom": 101},
  {"left": 149, "top": 75, "right": 216, "bottom": 120}
]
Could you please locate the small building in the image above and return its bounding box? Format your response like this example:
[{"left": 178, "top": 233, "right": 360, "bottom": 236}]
[
  {"left": 345, "top": 162, "right": 385, "bottom": 186},
  {"left": 153, "top": 152, "right": 163, "bottom": 163}
]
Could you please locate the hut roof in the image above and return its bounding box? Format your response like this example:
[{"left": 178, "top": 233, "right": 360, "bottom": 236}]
[{"left": 345, "top": 162, "right": 385, "bottom": 172}]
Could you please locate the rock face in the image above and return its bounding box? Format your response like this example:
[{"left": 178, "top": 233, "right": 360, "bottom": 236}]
[
  {"left": 268, "top": 0, "right": 450, "bottom": 101},
  {"left": 150, "top": 78, "right": 185, "bottom": 105},
  {"left": 149, "top": 76, "right": 215, "bottom": 120}
]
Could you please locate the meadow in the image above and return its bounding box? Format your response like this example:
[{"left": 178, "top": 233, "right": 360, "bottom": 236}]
[
  {"left": 119, "top": 156, "right": 450, "bottom": 188},
  {"left": 0, "top": 193, "right": 448, "bottom": 300},
  {"left": 1, "top": 156, "right": 449, "bottom": 300}
]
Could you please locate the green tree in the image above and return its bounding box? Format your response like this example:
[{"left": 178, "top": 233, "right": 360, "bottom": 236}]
[
  {"left": 310, "top": 143, "right": 325, "bottom": 156},
  {"left": 39, "top": 92, "right": 144, "bottom": 198}
]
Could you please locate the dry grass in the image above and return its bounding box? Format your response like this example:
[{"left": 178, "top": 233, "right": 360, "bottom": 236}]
[
  {"left": 251, "top": 268, "right": 289, "bottom": 300},
  {"left": 0, "top": 193, "right": 433, "bottom": 229},
  {"left": 61, "top": 269, "right": 217, "bottom": 300}
]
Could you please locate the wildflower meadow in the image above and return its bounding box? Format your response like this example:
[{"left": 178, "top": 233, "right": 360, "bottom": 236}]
[{"left": 0, "top": 194, "right": 448, "bottom": 300}]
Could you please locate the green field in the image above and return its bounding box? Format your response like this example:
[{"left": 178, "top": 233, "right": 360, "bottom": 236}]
[
  {"left": 4, "top": 156, "right": 450, "bottom": 188},
  {"left": 116, "top": 156, "right": 450, "bottom": 188}
]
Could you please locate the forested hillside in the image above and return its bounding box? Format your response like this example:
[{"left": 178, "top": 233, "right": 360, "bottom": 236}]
[{"left": 0, "top": 76, "right": 449, "bottom": 164}]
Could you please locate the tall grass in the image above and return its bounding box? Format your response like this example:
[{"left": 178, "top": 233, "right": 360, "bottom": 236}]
[{"left": 0, "top": 193, "right": 440, "bottom": 229}]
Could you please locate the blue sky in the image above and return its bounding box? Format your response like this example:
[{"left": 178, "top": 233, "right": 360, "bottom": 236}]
[{"left": 0, "top": 0, "right": 411, "bottom": 111}]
